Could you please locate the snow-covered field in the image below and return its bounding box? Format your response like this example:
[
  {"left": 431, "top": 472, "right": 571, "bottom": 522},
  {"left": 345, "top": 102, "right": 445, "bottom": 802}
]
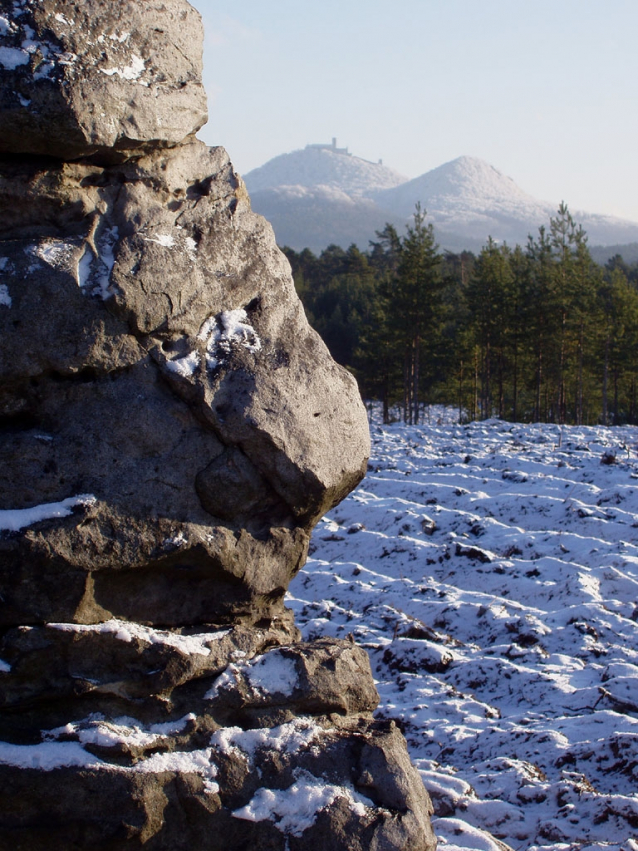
[{"left": 287, "top": 407, "right": 638, "bottom": 851}]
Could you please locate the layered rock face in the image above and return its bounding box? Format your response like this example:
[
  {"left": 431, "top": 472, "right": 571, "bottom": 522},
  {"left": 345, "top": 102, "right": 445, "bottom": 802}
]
[{"left": 0, "top": 1, "right": 436, "bottom": 848}]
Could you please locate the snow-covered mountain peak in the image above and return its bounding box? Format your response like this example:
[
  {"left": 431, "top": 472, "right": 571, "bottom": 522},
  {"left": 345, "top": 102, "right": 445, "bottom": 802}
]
[
  {"left": 376, "top": 155, "right": 554, "bottom": 221},
  {"left": 420, "top": 155, "right": 536, "bottom": 201},
  {"left": 244, "top": 143, "right": 408, "bottom": 198}
]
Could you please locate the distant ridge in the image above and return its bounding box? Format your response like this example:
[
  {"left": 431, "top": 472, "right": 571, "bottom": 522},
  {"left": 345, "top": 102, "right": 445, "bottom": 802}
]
[{"left": 244, "top": 146, "right": 638, "bottom": 257}]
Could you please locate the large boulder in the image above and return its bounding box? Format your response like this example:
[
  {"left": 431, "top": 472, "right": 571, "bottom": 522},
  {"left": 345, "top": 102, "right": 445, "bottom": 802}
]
[
  {"left": 0, "top": 1, "right": 437, "bottom": 849},
  {"left": 0, "top": 0, "right": 207, "bottom": 161},
  {"left": 0, "top": 140, "right": 369, "bottom": 628}
]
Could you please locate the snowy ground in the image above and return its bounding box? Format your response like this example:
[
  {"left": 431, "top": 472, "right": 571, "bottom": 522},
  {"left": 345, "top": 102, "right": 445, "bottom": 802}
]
[{"left": 287, "top": 407, "right": 638, "bottom": 851}]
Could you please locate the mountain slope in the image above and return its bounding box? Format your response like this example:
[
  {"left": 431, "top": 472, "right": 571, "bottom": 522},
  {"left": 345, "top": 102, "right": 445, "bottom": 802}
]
[
  {"left": 248, "top": 185, "right": 404, "bottom": 254},
  {"left": 375, "top": 156, "right": 553, "bottom": 226},
  {"left": 244, "top": 144, "right": 407, "bottom": 197}
]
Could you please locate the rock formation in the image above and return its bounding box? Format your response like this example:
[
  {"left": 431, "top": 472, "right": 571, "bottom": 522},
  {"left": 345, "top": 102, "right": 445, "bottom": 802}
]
[{"left": 0, "top": 1, "right": 437, "bottom": 848}]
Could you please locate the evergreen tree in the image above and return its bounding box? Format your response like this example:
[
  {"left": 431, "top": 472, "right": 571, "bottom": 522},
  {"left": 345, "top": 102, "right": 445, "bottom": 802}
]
[
  {"left": 389, "top": 205, "right": 443, "bottom": 424},
  {"left": 283, "top": 202, "right": 638, "bottom": 428},
  {"left": 466, "top": 238, "right": 515, "bottom": 418},
  {"left": 597, "top": 266, "right": 638, "bottom": 423},
  {"left": 524, "top": 226, "right": 555, "bottom": 421}
]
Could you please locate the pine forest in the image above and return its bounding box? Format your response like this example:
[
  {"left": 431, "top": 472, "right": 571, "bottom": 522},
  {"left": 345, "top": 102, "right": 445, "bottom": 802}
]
[{"left": 283, "top": 204, "right": 638, "bottom": 426}]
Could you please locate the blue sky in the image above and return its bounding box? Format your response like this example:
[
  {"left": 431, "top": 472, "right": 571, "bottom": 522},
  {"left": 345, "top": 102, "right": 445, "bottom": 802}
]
[{"left": 191, "top": 1, "right": 638, "bottom": 222}]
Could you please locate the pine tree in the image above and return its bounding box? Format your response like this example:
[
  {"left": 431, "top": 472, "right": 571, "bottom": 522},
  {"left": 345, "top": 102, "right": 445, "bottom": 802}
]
[
  {"left": 390, "top": 205, "right": 443, "bottom": 424},
  {"left": 466, "top": 238, "right": 516, "bottom": 418},
  {"left": 525, "top": 226, "right": 555, "bottom": 421}
]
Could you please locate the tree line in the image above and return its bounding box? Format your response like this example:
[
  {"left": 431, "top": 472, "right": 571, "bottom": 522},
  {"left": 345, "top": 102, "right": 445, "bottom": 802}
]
[{"left": 282, "top": 204, "right": 638, "bottom": 425}]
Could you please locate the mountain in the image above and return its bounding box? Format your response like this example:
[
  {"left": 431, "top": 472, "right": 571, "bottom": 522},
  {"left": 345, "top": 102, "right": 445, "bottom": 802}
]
[
  {"left": 243, "top": 142, "right": 408, "bottom": 253},
  {"left": 376, "top": 156, "right": 552, "bottom": 219},
  {"left": 375, "top": 156, "right": 638, "bottom": 250},
  {"left": 590, "top": 242, "right": 638, "bottom": 265},
  {"left": 374, "top": 156, "right": 555, "bottom": 246},
  {"left": 244, "top": 139, "right": 407, "bottom": 196},
  {"left": 244, "top": 146, "right": 638, "bottom": 256}
]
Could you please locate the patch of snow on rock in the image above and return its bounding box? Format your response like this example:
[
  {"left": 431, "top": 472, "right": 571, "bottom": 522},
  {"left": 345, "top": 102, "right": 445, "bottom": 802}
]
[
  {"left": 45, "top": 713, "right": 196, "bottom": 749},
  {"left": 28, "top": 239, "right": 75, "bottom": 269},
  {"left": 94, "top": 226, "right": 118, "bottom": 298},
  {"left": 0, "top": 45, "right": 29, "bottom": 69},
  {"left": 232, "top": 768, "right": 373, "bottom": 836},
  {"left": 0, "top": 494, "right": 96, "bottom": 532},
  {"left": 144, "top": 233, "right": 176, "bottom": 248},
  {"left": 133, "top": 747, "right": 219, "bottom": 793},
  {"left": 76, "top": 244, "right": 93, "bottom": 289},
  {"left": 48, "top": 619, "right": 229, "bottom": 656},
  {"left": 197, "top": 308, "right": 261, "bottom": 370},
  {"left": 205, "top": 649, "right": 298, "bottom": 700},
  {"left": 0, "top": 740, "right": 104, "bottom": 771},
  {"left": 99, "top": 53, "right": 145, "bottom": 82},
  {"left": 77, "top": 227, "right": 119, "bottom": 299},
  {"left": 166, "top": 350, "right": 201, "bottom": 378},
  {"left": 211, "top": 718, "right": 323, "bottom": 763},
  {"left": 0, "top": 8, "right": 79, "bottom": 77},
  {"left": 0, "top": 738, "right": 218, "bottom": 792},
  {"left": 244, "top": 650, "right": 298, "bottom": 697}
]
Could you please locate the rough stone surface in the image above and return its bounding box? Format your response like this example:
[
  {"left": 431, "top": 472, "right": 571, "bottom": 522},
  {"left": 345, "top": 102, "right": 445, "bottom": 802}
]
[
  {"left": 0, "top": 1, "right": 437, "bottom": 849},
  {"left": 0, "top": 719, "right": 435, "bottom": 851},
  {"left": 0, "top": 140, "right": 370, "bottom": 628},
  {"left": 0, "top": 0, "right": 208, "bottom": 161}
]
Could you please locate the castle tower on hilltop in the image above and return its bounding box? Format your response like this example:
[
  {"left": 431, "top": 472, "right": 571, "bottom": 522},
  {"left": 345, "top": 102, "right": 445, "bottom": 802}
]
[{"left": 305, "top": 137, "right": 351, "bottom": 156}]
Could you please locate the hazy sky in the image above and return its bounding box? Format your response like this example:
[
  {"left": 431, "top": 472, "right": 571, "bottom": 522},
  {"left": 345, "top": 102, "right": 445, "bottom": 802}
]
[{"left": 191, "top": 0, "right": 638, "bottom": 222}]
